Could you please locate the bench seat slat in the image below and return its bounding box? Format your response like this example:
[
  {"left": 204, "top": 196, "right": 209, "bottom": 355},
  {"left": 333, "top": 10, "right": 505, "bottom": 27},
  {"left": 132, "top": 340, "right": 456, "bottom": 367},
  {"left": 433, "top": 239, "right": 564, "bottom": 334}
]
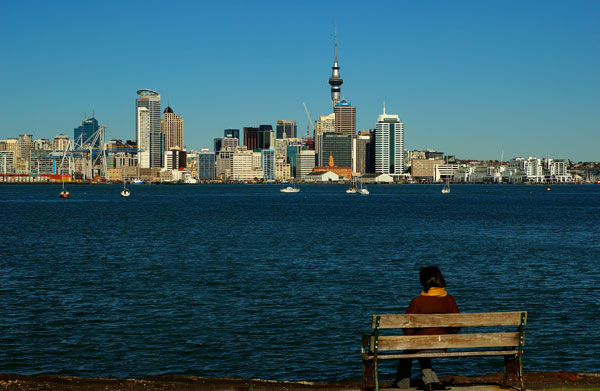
[
  {"left": 376, "top": 332, "right": 521, "bottom": 351},
  {"left": 362, "top": 349, "right": 520, "bottom": 360},
  {"left": 373, "top": 312, "right": 526, "bottom": 329}
]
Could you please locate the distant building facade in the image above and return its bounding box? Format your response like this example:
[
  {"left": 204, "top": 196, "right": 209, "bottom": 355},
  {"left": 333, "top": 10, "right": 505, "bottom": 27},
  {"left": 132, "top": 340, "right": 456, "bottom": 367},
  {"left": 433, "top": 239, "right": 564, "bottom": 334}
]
[
  {"left": 136, "top": 89, "right": 163, "bottom": 168},
  {"left": 161, "top": 106, "right": 183, "bottom": 151},
  {"left": 276, "top": 120, "right": 297, "bottom": 139},
  {"left": 334, "top": 101, "right": 355, "bottom": 136},
  {"left": 375, "top": 106, "right": 404, "bottom": 175}
]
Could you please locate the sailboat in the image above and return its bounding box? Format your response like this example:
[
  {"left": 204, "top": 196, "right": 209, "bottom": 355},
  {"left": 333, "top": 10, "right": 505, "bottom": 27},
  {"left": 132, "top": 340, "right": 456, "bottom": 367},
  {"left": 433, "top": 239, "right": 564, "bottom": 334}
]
[
  {"left": 357, "top": 180, "right": 369, "bottom": 195},
  {"left": 280, "top": 183, "right": 300, "bottom": 193},
  {"left": 120, "top": 181, "right": 130, "bottom": 197},
  {"left": 442, "top": 157, "right": 450, "bottom": 194},
  {"left": 59, "top": 178, "right": 70, "bottom": 198}
]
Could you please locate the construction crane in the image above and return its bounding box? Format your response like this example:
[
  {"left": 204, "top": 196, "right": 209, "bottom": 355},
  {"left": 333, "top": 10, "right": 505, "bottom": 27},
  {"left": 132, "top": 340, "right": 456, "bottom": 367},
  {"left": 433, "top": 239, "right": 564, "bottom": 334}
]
[{"left": 302, "top": 102, "right": 314, "bottom": 137}]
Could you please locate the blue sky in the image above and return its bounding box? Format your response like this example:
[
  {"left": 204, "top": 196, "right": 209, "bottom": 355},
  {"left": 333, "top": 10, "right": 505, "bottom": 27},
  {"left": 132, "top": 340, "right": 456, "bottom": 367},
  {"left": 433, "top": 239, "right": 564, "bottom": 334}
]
[{"left": 1, "top": 0, "right": 598, "bottom": 161}]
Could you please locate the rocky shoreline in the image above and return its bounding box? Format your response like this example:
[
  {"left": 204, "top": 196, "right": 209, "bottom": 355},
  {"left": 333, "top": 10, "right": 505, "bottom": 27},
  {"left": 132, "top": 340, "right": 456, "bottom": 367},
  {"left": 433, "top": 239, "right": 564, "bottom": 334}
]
[{"left": 1, "top": 372, "right": 599, "bottom": 390}]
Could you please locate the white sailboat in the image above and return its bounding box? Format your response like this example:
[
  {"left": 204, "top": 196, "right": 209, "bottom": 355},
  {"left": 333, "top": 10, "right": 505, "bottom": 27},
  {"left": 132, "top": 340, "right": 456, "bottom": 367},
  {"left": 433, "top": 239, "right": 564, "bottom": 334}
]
[
  {"left": 357, "top": 180, "right": 369, "bottom": 195},
  {"left": 442, "top": 157, "right": 450, "bottom": 194},
  {"left": 120, "top": 181, "right": 130, "bottom": 197},
  {"left": 280, "top": 183, "right": 300, "bottom": 193}
]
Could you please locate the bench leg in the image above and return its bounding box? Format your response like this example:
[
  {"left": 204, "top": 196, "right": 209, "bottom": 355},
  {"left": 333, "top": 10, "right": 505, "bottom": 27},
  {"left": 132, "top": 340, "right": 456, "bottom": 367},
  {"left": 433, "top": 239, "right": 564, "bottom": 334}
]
[
  {"left": 503, "top": 354, "right": 525, "bottom": 390},
  {"left": 362, "top": 359, "right": 375, "bottom": 391}
]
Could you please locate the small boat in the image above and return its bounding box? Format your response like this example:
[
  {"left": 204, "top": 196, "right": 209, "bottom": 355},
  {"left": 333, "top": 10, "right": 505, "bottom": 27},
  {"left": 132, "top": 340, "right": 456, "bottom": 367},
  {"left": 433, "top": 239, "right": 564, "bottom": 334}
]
[
  {"left": 59, "top": 180, "right": 70, "bottom": 198},
  {"left": 346, "top": 184, "right": 357, "bottom": 194},
  {"left": 442, "top": 157, "right": 451, "bottom": 194},
  {"left": 280, "top": 185, "right": 300, "bottom": 193},
  {"left": 357, "top": 180, "right": 369, "bottom": 195},
  {"left": 121, "top": 182, "right": 130, "bottom": 197},
  {"left": 132, "top": 179, "right": 144, "bottom": 184}
]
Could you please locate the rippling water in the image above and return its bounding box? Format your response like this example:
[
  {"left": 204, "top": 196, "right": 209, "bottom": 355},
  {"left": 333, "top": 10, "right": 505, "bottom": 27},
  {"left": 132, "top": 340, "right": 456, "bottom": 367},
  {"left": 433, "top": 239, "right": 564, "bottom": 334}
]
[{"left": 1, "top": 184, "right": 599, "bottom": 380}]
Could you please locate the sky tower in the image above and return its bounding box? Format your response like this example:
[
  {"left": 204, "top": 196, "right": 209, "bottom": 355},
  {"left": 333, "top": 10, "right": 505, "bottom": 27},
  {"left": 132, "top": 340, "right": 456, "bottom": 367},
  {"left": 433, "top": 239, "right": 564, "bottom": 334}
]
[{"left": 328, "top": 26, "right": 343, "bottom": 108}]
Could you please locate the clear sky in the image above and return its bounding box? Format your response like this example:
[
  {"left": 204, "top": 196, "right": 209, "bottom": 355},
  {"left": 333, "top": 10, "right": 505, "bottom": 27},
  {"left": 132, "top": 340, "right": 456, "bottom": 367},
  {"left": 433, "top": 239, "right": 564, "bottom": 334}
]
[{"left": 1, "top": 0, "right": 598, "bottom": 162}]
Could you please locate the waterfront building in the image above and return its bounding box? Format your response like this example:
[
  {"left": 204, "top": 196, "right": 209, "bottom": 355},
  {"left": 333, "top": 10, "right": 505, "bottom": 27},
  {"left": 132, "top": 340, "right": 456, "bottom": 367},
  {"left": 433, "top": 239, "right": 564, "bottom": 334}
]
[
  {"left": 18, "top": 134, "right": 34, "bottom": 163},
  {"left": 312, "top": 154, "right": 352, "bottom": 180},
  {"left": 74, "top": 117, "right": 99, "bottom": 145},
  {"left": 164, "top": 148, "right": 186, "bottom": 170},
  {"left": 375, "top": 105, "right": 404, "bottom": 175},
  {"left": 296, "top": 150, "right": 316, "bottom": 179},
  {"left": 360, "top": 173, "right": 394, "bottom": 184},
  {"left": 136, "top": 89, "right": 163, "bottom": 168},
  {"left": 355, "top": 130, "right": 375, "bottom": 174},
  {"left": 231, "top": 148, "right": 263, "bottom": 181},
  {"left": 276, "top": 120, "right": 297, "bottom": 139},
  {"left": 262, "top": 149, "right": 275, "bottom": 180},
  {"left": 216, "top": 148, "right": 235, "bottom": 179},
  {"left": 0, "top": 151, "right": 15, "bottom": 174},
  {"left": 137, "top": 106, "right": 151, "bottom": 169},
  {"left": 304, "top": 171, "right": 339, "bottom": 182},
  {"left": 275, "top": 161, "right": 291, "bottom": 181},
  {"left": 197, "top": 150, "right": 216, "bottom": 180},
  {"left": 53, "top": 134, "right": 70, "bottom": 151},
  {"left": 411, "top": 159, "right": 445, "bottom": 181},
  {"left": 334, "top": 101, "right": 356, "bottom": 136},
  {"left": 434, "top": 164, "right": 460, "bottom": 182},
  {"left": 161, "top": 106, "right": 184, "bottom": 152},
  {"left": 29, "top": 150, "right": 57, "bottom": 175},
  {"left": 318, "top": 132, "right": 352, "bottom": 168}
]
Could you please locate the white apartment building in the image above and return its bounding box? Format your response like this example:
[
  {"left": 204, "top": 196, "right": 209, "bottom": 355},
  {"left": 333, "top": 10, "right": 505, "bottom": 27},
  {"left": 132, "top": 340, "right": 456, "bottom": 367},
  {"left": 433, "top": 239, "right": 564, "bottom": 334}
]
[
  {"left": 296, "top": 150, "right": 316, "bottom": 179},
  {"left": 375, "top": 106, "right": 404, "bottom": 175},
  {"left": 137, "top": 106, "right": 151, "bottom": 169},
  {"left": 231, "top": 149, "right": 263, "bottom": 181}
]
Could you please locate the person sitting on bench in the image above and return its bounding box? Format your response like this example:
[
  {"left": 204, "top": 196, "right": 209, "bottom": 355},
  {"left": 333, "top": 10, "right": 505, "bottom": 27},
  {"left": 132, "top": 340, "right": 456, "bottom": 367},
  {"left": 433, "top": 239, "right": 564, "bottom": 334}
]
[{"left": 395, "top": 266, "right": 460, "bottom": 391}]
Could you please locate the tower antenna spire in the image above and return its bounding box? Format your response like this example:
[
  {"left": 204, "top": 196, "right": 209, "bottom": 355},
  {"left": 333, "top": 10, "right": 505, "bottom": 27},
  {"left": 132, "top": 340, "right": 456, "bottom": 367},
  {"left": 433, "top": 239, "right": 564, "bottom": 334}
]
[
  {"left": 328, "top": 21, "right": 343, "bottom": 108},
  {"left": 334, "top": 21, "right": 338, "bottom": 61}
]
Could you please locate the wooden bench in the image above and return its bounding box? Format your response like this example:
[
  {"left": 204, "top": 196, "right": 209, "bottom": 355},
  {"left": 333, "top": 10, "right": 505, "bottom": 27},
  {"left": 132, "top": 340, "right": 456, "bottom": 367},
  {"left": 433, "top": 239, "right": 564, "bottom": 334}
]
[{"left": 361, "top": 311, "right": 527, "bottom": 391}]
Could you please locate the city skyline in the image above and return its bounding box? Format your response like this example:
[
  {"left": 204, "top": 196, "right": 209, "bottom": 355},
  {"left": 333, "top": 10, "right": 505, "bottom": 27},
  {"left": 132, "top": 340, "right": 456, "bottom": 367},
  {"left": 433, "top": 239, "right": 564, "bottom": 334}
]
[{"left": 0, "top": 1, "right": 598, "bottom": 162}]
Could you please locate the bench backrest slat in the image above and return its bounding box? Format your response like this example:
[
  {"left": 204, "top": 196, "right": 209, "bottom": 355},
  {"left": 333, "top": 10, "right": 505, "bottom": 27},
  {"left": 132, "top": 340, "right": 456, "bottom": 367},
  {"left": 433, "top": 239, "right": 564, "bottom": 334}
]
[
  {"left": 375, "top": 332, "right": 521, "bottom": 351},
  {"left": 372, "top": 312, "right": 526, "bottom": 329}
]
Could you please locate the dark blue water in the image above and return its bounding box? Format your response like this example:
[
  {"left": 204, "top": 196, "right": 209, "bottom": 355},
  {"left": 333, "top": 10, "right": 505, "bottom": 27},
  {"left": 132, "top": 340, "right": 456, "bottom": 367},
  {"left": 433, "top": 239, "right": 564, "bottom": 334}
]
[{"left": 1, "top": 184, "right": 599, "bottom": 380}]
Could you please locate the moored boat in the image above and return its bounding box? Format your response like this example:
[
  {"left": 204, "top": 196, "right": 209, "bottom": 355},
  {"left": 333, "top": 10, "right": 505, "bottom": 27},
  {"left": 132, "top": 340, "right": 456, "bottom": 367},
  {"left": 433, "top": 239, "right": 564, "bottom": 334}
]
[{"left": 280, "top": 185, "right": 300, "bottom": 193}]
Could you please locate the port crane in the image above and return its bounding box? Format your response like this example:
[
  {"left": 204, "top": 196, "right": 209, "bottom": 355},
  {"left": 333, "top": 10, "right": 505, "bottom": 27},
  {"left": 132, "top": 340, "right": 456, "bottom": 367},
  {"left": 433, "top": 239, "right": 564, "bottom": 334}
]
[{"left": 302, "top": 102, "right": 314, "bottom": 137}]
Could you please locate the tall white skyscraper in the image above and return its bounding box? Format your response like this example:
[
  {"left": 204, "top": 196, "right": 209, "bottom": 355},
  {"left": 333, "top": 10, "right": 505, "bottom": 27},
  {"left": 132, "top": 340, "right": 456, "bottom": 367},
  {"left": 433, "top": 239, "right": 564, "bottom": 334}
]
[
  {"left": 136, "top": 89, "right": 163, "bottom": 168},
  {"left": 137, "top": 106, "right": 151, "bottom": 169},
  {"left": 375, "top": 104, "right": 404, "bottom": 175}
]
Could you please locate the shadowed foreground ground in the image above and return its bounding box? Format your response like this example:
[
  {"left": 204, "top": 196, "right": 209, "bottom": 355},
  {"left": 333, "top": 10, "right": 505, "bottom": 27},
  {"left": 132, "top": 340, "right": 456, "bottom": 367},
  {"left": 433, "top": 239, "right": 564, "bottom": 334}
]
[{"left": 1, "top": 372, "right": 599, "bottom": 390}]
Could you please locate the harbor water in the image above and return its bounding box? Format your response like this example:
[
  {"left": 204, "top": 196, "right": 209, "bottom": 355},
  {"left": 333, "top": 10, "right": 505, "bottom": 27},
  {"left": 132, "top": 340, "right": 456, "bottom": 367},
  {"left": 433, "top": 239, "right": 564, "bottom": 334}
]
[{"left": 1, "top": 184, "right": 599, "bottom": 380}]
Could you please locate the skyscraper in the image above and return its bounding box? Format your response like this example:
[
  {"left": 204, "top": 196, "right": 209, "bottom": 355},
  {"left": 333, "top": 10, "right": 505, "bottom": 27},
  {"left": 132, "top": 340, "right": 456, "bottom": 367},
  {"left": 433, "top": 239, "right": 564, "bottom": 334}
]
[
  {"left": 74, "top": 116, "right": 99, "bottom": 145},
  {"left": 137, "top": 106, "right": 151, "bottom": 169},
  {"left": 334, "top": 101, "right": 356, "bottom": 136},
  {"left": 136, "top": 89, "right": 163, "bottom": 168},
  {"left": 244, "top": 125, "right": 273, "bottom": 150},
  {"left": 276, "top": 120, "right": 297, "bottom": 139},
  {"left": 328, "top": 26, "right": 343, "bottom": 108},
  {"left": 161, "top": 106, "right": 184, "bottom": 151},
  {"left": 375, "top": 105, "right": 404, "bottom": 175},
  {"left": 319, "top": 132, "right": 352, "bottom": 168},
  {"left": 224, "top": 129, "right": 240, "bottom": 140}
]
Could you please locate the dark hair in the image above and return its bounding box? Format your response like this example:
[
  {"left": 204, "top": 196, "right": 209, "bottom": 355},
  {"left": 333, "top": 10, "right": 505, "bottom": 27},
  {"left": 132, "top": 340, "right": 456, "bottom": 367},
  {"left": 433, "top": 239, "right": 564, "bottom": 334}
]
[{"left": 420, "top": 266, "right": 446, "bottom": 292}]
